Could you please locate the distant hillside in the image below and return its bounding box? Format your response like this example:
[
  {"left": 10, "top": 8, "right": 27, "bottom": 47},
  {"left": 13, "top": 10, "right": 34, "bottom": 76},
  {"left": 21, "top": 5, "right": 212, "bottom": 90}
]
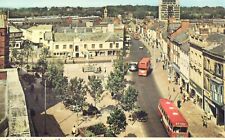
[{"left": 1, "top": 5, "right": 224, "bottom": 19}]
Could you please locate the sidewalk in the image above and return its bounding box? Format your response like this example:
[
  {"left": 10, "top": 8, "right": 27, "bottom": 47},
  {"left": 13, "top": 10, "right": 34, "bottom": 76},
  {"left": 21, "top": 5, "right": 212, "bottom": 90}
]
[{"left": 141, "top": 38, "right": 225, "bottom": 137}]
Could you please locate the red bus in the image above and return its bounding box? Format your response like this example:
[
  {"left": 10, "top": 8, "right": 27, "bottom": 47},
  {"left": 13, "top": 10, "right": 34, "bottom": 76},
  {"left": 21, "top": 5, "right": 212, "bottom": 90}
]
[
  {"left": 158, "top": 98, "right": 189, "bottom": 137},
  {"left": 138, "top": 57, "right": 151, "bottom": 76}
]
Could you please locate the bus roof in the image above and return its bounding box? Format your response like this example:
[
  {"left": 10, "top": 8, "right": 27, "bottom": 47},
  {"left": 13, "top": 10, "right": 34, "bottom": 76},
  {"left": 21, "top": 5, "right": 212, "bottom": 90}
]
[
  {"left": 159, "top": 98, "right": 188, "bottom": 127},
  {"left": 139, "top": 57, "right": 150, "bottom": 64}
]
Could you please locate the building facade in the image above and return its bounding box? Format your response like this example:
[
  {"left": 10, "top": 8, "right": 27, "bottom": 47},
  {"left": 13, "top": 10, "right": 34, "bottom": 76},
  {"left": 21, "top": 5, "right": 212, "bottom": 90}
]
[
  {"left": 159, "top": 0, "right": 180, "bottom": 21},
  {"left": 203, "top": 44, "right": 225, "bottom": 125},
  {"left": 9, "top": 26, "right": 23, "bottom": 49},
  {"left": 189, "top": 35, "right": 207, "bottom": 108},
  {"left": 0, "top": 14, "right": 9, "bottom": 69}
]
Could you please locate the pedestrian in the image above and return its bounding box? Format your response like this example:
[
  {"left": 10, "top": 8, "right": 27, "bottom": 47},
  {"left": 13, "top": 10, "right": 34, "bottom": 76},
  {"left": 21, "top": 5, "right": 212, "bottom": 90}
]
[
  {"left": 72, "top": 125, "right": 77, "bottom": 136},
  {"left": 182, "top": 94, "right": 186, "bottom": 103},
  {"left": 173, "top": 87, "right": 175, "bottom": 92},
  {"left": 162, "top": 64, "right": 165, "bottom": 70},
  {"left": 202, "top": 115, "right": 207, "bottom": 128},
  {"left": 180, "top": 86, "right": 183, "bottom": 94},
  {"left": 177, "top": 99, "right": 181, "bottom": 108}
]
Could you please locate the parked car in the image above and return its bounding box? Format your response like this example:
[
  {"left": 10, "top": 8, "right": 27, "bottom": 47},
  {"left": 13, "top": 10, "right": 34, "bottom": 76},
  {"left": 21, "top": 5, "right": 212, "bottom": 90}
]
[
  {"left": 128, "top": 62, "right": 138, "bottom": 72},
  {"left": 139, "top": 46, "right": 144, "bottom": 49}
]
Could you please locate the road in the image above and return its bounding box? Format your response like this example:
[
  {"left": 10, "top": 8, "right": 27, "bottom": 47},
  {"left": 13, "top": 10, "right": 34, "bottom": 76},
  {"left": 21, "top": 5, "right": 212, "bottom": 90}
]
[{"left": 126, "top": 39, "right": 168, "bottom": 137}]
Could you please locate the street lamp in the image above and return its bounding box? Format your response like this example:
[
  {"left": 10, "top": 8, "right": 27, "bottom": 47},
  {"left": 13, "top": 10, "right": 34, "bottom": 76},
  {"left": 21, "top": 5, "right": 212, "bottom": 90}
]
[{"left": 44, "top": 79, "right": 47, "bottom": 135}]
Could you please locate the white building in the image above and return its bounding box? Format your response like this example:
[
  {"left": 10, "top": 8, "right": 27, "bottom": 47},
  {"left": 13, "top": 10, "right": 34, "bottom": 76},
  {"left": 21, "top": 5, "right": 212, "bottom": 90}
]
[
  {"left": 22, "top": 25, "right": 53, "bottom": 44},
  {"left": 43, "top": 32, "right": 124, "bottom": 58}
]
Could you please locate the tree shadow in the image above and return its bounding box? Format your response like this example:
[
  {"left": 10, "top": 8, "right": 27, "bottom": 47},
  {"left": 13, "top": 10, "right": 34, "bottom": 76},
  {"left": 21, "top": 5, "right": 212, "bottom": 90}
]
[
  {"left": 125, "top": 133, "right": 137, "bottom": 137},
  {"left": 32, "top": 113, "right": 65, "bottom": 137},
  {"left": 100, "top": 105, "right": 116, "bottom": 113}
]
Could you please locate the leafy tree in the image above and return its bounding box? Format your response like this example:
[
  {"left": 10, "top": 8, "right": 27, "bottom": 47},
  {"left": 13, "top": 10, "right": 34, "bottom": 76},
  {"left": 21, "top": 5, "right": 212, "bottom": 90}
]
[
  {"left": 18, "top": 51, "right": 25, "bottom": 68},
  {"left": 104, "top": 129, "right": 116, "bottom": 137},
  {"left": 113, "top": 56, "right": 128, "bottom": 76},
  {"left": 66, "top": 77, "right": 87, "bottom": 112},
  {"left": 35, "top": 57, "right": 48, "bottom": 78},
  {"left": 106, "top": 57, "right": 127, "bottom": 100},
  {"left": 45, "top": 62, "right": 68, "bottom": 95},
  {"left": 88, "top": 75, "right": 103, "bottom": 107},
  {"left": 11, "top": 48, "right": 18, "bottom": 63},
  {"left": 107, "top": 108, "right": 127, "bottom": 135},
  {"left": 106, "top": 70, "right": 126, "bottom": 100},
  {"left": 40, "top": 47, "right": 50, "bottom": 58},
  {"left": 121, "top": 86, "right": 138, "bottom": 112}
]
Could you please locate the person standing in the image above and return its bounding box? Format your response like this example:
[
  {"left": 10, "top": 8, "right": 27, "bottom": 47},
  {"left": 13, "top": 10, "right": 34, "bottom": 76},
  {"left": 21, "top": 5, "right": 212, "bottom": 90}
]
[{"left": 72, "top": 125, "right": 77, "bottom": 136}]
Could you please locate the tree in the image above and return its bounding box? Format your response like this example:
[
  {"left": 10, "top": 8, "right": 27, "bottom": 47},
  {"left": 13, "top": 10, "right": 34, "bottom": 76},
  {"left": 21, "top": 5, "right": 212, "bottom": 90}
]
[
  {"left": 113, "top": 56, "right": 128, "bottom": 76},
  {"left": 107, "top": 108, "right": 127, "bottom": 135},
  {"left": 35, "top": 57, "right": 48, "bottom": 79},
  {"left": 23, "top": 41, "right": 33, "bottom": 68},
  {"left": 65, "top": 77, "right": 87, "bottom": 112},
  {"left": 106, "top": 70, "right": 126, "bottom": 100},
  {"left": 121, "top": 86, "right": 138, "bottom": 112},
  {"left": 45, "top": 62, "right": 68, "bottom": 95},
  {"left": 11, "top": 48, "right": 19, "bottom": 63},
  {"left": 88, "top": 75, "right": 103, "bottom": 107},
  {"left": 40, "top": 47, "right": 49, "bottom": 58}
]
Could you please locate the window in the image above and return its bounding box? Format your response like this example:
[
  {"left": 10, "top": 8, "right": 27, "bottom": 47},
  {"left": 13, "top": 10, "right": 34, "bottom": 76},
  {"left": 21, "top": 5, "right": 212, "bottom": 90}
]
[
  {"left": 99, "top": 44, "right": 103, "bottom": 48},
  {"left": 84, "top": 44, "right": 87, "bottom": 49},
  {"left": 55, "top": 45, "right": 59, "bottom": 49},
  {"left": 69, "top": 45, "right": 73, "bottom": 49},
  {"left": 63, "top": 45, "right": 66, "bottom": 49},
  {"left": 215, "top": 63, "right": 223, "bottom": 76},
  {"left": 92, "top": 44, "right": 95, "bottom": 48},
  {"left": 75, "top": 45, "right": 79, "bottom": 51},
  {"left": 116, "top": 43, "right": 119, "bottom": 48},
  {"left": 110, "top": 43, "right": 113, "bottom": 48}
]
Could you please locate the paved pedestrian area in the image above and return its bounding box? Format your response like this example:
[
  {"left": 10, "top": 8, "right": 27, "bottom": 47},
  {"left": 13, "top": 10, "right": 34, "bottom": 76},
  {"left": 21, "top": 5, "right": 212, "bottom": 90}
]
[
  {"left": 142, "top": 38, "right": 225, "bottom": 137},
  {"left": 19, "top": 61, "right": 147, "bottom": 137}
]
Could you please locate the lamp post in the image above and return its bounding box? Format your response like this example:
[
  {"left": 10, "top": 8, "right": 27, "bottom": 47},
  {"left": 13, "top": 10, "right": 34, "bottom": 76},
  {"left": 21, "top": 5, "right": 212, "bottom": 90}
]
[{"left": 44, "top": 79, "right": 47, "bottom": 135}]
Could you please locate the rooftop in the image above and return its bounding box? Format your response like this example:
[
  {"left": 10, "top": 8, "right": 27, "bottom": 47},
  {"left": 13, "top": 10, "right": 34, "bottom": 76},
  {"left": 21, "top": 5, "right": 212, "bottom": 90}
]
[
  {"left": 180, "top": 43, "right": 190, "bottom": 53},
  {"left": 0, "top": 81, "right": 6, "bottom": 121},
  {"left": 53, "top": 32, "right": 114, "bottom": 42},
  {"left": 206, "top": 43, "right": 225, "bottom": 58},
  {"left": 9, "top": 26, "right": 22, "bottom": 33},
  {"left": 173, "top": 31, "right": 189, "bottom": 44},
  {"left": 1, "top": 69, "right": 31, "bottom": 136},
  {"left": 27, "top": 24, "right": 53, "bottom": 31},
  {"left": 207, "top": 33, "right": 225, "bottom": 43}
]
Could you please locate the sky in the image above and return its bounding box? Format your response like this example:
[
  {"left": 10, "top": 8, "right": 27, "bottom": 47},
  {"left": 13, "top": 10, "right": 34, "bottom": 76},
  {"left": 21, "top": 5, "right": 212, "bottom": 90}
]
[{"left": 0, "top": 0, "right": 224, "bottom": 8}]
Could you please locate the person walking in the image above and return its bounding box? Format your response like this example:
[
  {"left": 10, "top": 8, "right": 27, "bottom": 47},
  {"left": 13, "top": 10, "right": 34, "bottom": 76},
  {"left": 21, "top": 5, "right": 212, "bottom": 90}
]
[{"left": 72, "top": 125, "right": 77, "bottom": 136}]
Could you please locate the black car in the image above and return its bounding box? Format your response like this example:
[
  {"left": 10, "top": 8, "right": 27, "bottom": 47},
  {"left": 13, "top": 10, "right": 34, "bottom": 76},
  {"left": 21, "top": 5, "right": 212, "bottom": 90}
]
[{"left": 128, "top": 62, "right": 138, "bottom": 72}]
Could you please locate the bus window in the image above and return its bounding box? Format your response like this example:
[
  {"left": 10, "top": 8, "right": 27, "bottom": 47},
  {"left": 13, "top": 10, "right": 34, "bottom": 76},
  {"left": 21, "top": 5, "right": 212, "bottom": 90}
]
[
  {"left": 180, "top": 127, "right": 187, "bottom": 132},
  {"left": 173, "top": 127, "right": 180, "bottom": 133},
  {"left": 173, "top": 127, "right": 187, "bottom": 133}
]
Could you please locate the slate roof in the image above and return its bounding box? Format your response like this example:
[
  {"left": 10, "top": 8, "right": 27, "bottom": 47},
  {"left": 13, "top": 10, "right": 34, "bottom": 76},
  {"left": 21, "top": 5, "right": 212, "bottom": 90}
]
[
  {"left": 173, "top": 32, "right": 189, "bottom": 44},
  {"left": 180, "top": 43, "right": 190, "bottom": 53},
  {"left": 208, "top": 43, "right": 225, "bottom": 58},
  {"left": 207, "top": 33, "right": 225, "bottom": 43}
]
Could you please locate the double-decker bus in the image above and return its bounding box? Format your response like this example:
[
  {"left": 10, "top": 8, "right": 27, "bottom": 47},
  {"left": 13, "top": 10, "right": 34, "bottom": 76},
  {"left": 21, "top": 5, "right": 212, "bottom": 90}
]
[
  {"left": 158, "top": 98, "right": 189, "bottom": 137},
  {"left": 138, "top": 57, "right": 151, "bottom": 76}
]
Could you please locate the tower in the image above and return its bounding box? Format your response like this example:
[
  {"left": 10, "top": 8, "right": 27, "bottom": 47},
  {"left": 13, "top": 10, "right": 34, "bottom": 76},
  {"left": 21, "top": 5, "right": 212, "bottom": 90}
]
[
  {"left": 103, "top": 7, "right": 108, "bottom": 19},
  {"left": 159, "top": 0, "right": 180, "bottom": 21}
]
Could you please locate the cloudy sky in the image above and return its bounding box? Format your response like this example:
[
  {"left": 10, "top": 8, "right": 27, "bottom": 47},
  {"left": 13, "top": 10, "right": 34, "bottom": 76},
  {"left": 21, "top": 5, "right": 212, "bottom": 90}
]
[{"left": 0, "top": 0, "right": 224, "bottom": 8}]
